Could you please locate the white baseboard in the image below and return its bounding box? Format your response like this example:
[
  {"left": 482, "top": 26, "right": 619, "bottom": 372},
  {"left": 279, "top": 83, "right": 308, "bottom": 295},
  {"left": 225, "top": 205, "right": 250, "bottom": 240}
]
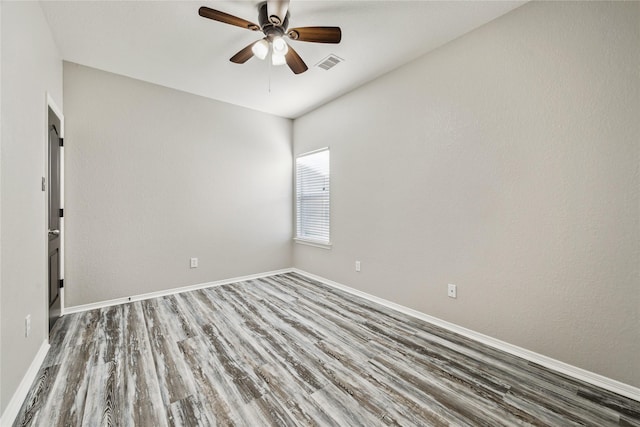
[
  {"left": 291, "top": 268, "right": 640, "bottom": 402},
  {"left": 0, "top": 340, "right": 50, "bottom": 427},
  {"left": 64, "top": 268, "right": 294, "bottom": 314}
]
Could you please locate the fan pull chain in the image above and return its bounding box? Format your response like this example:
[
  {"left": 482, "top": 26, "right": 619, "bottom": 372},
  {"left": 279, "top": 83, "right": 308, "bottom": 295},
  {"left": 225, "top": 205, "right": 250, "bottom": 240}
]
[{"left": 268, "top": 51, "right": 272, "bottom": 93}]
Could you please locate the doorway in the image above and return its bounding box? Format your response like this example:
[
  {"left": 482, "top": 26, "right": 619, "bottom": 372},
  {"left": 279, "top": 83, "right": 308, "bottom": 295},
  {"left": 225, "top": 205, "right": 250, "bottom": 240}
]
[{"left": 48, "top": 104, "right": 63, "bottom": 331}]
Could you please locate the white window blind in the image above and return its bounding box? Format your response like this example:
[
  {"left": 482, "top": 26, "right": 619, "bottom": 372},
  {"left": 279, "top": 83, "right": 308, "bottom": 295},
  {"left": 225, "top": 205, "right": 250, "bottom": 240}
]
[{"left": 296, "top": 148, "right": 330, "bottom": 244}]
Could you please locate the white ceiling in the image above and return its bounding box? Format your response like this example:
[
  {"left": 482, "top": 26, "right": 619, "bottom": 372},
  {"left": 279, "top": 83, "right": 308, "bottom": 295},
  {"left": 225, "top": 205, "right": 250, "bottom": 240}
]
[{"left": 40, "top": 1, "right": 525, "bottom": 119}]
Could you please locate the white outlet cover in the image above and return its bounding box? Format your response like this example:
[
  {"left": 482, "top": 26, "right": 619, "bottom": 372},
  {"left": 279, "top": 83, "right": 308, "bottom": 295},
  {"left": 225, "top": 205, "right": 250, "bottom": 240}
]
[
  {"left": 190, "top": 257, "right": 198, "bottom": 268},
  {"left": 448, "top": 284, "right": 457, "bottom": 298}
]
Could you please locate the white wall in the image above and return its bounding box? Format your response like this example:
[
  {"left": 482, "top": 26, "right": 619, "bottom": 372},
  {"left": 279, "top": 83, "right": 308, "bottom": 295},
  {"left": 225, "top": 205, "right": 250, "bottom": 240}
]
[
  {"left": 293, "top": 1, "right": 640, "bottom": 387},
  {"left": 63, "top": 63, "right": 292, "bottom": 307},
  {"left": 0, "top": 1, "right": 63, "bottom": 414}
]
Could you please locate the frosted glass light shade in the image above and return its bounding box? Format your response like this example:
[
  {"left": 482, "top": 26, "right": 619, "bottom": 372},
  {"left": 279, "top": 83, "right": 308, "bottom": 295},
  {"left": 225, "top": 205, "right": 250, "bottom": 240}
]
[
  {"left": 272, "top": 53, "right": 286, "bottom": 66},
  {"left": 272, "top": 37, "right": 289, "bottom": 55},
  {"left": 251, "top": 40, "right": 269, "bottom": 60}
]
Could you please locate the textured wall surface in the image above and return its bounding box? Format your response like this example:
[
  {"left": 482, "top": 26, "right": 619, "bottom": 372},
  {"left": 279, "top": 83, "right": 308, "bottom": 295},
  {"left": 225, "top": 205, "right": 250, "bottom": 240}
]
[
  {"left": 0, "top": 1, "right": 63, "bottom": 414},
  {"left": 293, "top": 1, "right": 640, "bottom": 387},
  {"left": 63, "top": 63, "right": 292, "bottom": 307}
]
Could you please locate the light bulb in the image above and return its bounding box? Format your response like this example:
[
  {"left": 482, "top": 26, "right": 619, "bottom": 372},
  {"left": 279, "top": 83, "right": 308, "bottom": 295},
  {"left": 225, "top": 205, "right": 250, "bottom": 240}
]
[
  {"left": 272, "top": 53, "right": 286, "bottom": 66},
  {"left": 272, "top": 37, "right": 289, "bottom": 55},
  {"left": 251, "top": 39, "right": 269, "bottom": 60}
]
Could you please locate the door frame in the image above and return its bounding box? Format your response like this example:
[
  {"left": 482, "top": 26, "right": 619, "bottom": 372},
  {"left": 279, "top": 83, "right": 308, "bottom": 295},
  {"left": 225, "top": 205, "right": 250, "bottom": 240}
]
[{"left": 45, "top": 92, "right": 65, "bottom": 329}]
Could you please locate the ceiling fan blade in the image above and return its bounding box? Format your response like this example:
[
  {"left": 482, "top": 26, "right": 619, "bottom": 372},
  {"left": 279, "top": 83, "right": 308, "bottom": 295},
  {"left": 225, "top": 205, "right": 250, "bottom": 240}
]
[
  {"left": 287, "top": 27, "right": 341, "bottom": 44},
  {"left": 198, "top": 6, "right": 260, "bottom": 31},
  {"left": 285, "top": 45, "right": 308, "bottom": 74},
  {"left": 229, "top": 40, "right": 261, "bottom": 64},
  {"left": 267, "top": 0, "right": 289, "bottom": 26}
]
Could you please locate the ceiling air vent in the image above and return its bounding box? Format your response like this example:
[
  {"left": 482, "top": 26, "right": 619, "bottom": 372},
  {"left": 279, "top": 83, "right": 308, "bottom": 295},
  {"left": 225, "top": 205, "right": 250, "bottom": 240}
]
[{"left": 316, "top": 54, "right": 343, "bottom": 71}]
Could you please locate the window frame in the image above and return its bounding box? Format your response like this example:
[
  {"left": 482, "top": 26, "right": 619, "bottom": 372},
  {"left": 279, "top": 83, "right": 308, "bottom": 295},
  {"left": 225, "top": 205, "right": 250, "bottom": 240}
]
[{"left": 294, "top": 147, "right": 332, "bottom": 249}]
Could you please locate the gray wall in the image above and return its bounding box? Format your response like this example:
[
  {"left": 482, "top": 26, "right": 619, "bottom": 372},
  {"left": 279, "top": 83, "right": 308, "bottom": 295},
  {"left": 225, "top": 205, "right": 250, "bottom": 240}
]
[
  {"left": 293, "top": 1, "right": 640, "bottom": 387},
  {"left": 0, "top": 2, "right": 63, "bottom": 414},
  {"left": 63, "top": 63, "right": 292, "bottom": 307}
]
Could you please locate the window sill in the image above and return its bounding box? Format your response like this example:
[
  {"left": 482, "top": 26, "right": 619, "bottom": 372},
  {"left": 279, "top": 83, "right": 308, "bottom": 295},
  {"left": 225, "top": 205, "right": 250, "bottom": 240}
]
[{"left": 294, "top": 238, "right": 333, "bottom": 250}]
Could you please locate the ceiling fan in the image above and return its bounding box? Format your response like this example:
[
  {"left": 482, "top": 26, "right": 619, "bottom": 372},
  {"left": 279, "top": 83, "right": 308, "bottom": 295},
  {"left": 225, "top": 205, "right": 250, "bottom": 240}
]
[{"left": 198, "top": 0, "right": 341, "bottom": 74}]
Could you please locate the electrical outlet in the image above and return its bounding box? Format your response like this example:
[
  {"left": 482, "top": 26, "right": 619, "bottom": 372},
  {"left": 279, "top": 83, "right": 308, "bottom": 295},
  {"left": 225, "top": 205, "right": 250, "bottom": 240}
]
[
  {"left": 25, "top": 315, "right": 31, "bottom": 337},
  {"left": 355, "top": 261, "right": 361, "bottom": 272},
  {"left": 190, "top": 257, "right": 198, "bottom": 268},
  {"left": 448, "top": 284, "right": 457, "bottom": 299}
]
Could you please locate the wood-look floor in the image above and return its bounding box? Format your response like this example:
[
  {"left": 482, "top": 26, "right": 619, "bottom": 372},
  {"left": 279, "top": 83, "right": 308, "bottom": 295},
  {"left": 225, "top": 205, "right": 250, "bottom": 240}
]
[{"left": 14, "top": 272, "right": 640, "bottom": 426}]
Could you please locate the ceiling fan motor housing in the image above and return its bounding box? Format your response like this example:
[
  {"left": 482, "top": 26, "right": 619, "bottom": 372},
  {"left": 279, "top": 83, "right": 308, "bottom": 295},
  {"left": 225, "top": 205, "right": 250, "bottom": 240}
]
[{"left": 258, "top": 2, "right": 289, "bottom": 38}]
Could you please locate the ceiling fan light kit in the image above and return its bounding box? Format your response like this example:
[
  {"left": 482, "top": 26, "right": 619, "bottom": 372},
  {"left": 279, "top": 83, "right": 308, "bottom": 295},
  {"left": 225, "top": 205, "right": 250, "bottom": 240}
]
[
  {"left": 198, "top": 0, "right": 341, "bottom": 75},
  {"left": 252, "top": 39, "right": 270, "bottom": 60}
]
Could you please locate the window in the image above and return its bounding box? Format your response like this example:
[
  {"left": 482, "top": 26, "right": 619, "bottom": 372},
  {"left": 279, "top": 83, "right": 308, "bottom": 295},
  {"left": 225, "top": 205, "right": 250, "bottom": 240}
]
[{"left": 295, "top": 148, "right": 330, "bottom": 246}]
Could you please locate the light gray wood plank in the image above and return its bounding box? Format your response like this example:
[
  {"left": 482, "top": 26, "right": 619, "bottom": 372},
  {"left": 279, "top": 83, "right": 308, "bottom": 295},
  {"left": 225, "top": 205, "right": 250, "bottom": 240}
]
[
  {"left": 13, "top": 364, "right": 60, "bottom": 427},
  {"left": 169, "top": 395, "right": 215, "bottom": 427},
  {"left": 178, "top": 335, "right": 264, "bottom": 425},
  {"left": 81, "top": 361, "right": 119, "bottom": 427},
  {"left": 141, "top": 298, "right": 198, "bottom": 405},
  {"left": 120, "top": 302, "right": 169, "bottom": 427}
]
